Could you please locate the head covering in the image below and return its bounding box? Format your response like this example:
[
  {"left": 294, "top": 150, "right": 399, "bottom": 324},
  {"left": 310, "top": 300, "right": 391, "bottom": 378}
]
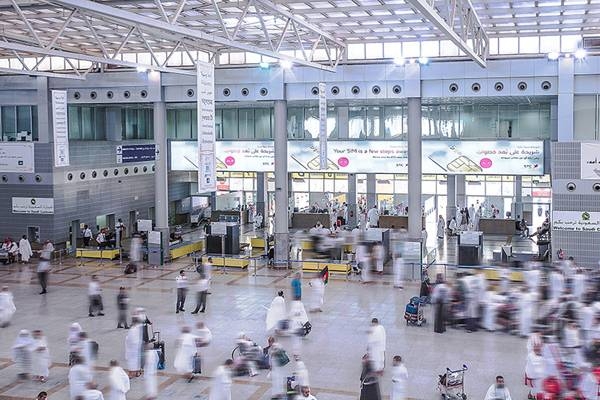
[
  {"left": 68, "top": 322, "right": 82, "bottom": 344},
  {"left": 13, "top": 330, "right": 33, "bottom": 349}
]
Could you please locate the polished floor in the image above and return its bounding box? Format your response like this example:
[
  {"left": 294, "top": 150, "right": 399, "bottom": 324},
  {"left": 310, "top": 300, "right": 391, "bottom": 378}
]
[{"left": 0, "top": 235, "right": 533, "bottom": 400}]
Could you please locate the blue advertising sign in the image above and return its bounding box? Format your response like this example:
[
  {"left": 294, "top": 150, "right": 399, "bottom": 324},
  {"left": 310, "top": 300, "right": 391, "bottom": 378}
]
[{"left": 117, "top": 144, "right": 156, "bottom": 164}]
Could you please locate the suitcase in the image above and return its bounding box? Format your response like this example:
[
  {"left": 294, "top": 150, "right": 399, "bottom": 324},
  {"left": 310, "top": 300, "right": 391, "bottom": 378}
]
[
  {"left": 152, "top": 332, "right": 165, "bottom": 370},
  {"left": 193, "top": 354, "right": 202, "bottom": 374},
  {"left": 124, "top": 263, "right": 137, "bottom": 274}
]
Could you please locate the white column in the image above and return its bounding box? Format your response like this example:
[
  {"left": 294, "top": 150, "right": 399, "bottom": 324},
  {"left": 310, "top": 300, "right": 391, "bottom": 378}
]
[
  {"left": 514, "top": 176, "right": 523, "bottom": 218},
  {"left": 407, "top": 97, "right": 422, "bottom": 239},
  {"left": 558, "top": 58, "right": 574, "bottom": 142},
  {"left": 347, "top": 173, "right": 357, "bottom": 227},
  {"left": 153, "top": 101, "right": 169, "bottom": 251},
  {"left": 273, "top": 100, "right": 289, "bottom": 264},
  {"left": 456, "top": 175, "right": 466, "bottom": 209},
  {"left": 366, "top": 174, "right": 376, "bottom": 208},
  {"left": 446, "top": 175, "right": 456, "bottom": 222}
]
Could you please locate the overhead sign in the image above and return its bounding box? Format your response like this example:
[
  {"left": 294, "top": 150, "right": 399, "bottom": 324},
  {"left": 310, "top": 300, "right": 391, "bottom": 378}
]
[
  {"left": 117, "top": 144, "right": 156, "bottom": 164},
  {"left": 197, "top": 60, "right": 217, "bottom": 192},
  {"left": 170, "top": 140, "right": 545, "bottom": 175},
  {"left": 51, "top": 90, "right": 70, "bottom": 167},
  {"left": 553, "top": 211, "right": 600, "bottom": 232},
  {"left": 0, "top": 142, "right": 34, "bottom": 173},
  {"left": 12, "top": 197, "right": 54, "bottom": 214},
  {"left": 580, "top": 142, "right": 600, "bottom": 179}
]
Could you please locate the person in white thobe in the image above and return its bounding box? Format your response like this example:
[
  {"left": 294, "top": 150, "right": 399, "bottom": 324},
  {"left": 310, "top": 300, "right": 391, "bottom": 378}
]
[
  {"left": 519, "top": 289, "right": 534, "bottom": 337},
  {"left": 209, "top": 360, "right": 233, "bottom": 400},
  {"left": 367, "top": 318, "right": 386, "bottom": 372},
  {"left": 79, "top": 333, "right": 96, "bottom": 378},
  {"left": 0, "top": 286, "right": 16, "bottom": 327},
  {"left": 579, "top": 302, "right": 595, "bottom": 347},
  {"left": 125, "top": 319, "right": 143, "bottom": 376},
  {"left": 144, "top": 344, "right": 159, "bottom": 400},
  {"left": 498, "top": 266, "right": 511, "bottom": 294},
  {"left": 483, "top": 291, "right": 502, "bottom": 332},
  {"left": 13, "top": 329, "right": 34, "bottom": 379},
  {"left": 31, "top": 330, "right": 51, "bottom": 381},
  {"left": 18, "top": 235, "right": 33, "bottom": 263},
  {"left": 108, "top": 361, "right": 130, "bottom": 400},
  {"left": 484, "top": 376, "right": 512, "bottom": 400},
  {"left": 573, "top": 269, "right": 586, "bottom": 302},
  {"left": 357, "top": 244, "right": 371, "bottom": 283},
  {"left": 269, "top": 343, "right": 287, "bottom": 398},
  {"left": 473, "top": 209, "right": 481, "bottom": 231},
  {"left": 448, "top": 218, "right": 458, "bottom": 236},
  {"left": 367, "top": 206, "right": 379, "bottom": 228},
  {"left": 373, "top": 242, "right": 384, "bottom": 273},
  {"left": 525, "top": 346, "right": 545, "bottom": 398},
  {"left": 578, "top": 363, "right": 598, "bottom": 400},
  {"left": 309, "top": 276, "right": 325, "bottom": 312},
  {"left": 390, "top": 356, "right": 408, "bottom": 400},
  {"left": 266, "top": 291, "right": 287, "bottom": 333},
  {"left": 393, "top": 254, "right": 404, "bottom": 289},
  {"left": 436, "top": 216, "right": 445, "bottom": 239},
  {"left": 293, "top": 355, "right": 310, "bottom": 389},
  {"left": 549, "top": 270, "right": 564, "bottom": 301},
  {"left": 468, "top": 205, "right": 476, "bottom": 221},
  {"left": 83, "top": 382, "right": 105, "bottom": 400},
  {"left": 173, "top": 326, "right": 197, "bottom": 377},
  {"left": 69, "top": 356, "right": 92, "bottom": 400},
  {"left": 289, "top": 300, "right": 309, "bottom": 356}
]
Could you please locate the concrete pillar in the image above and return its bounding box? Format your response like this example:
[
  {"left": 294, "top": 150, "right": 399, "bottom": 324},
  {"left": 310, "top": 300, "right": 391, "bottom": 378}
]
[
  {"left": 557, "top": 58, "right": 574, "bottom": 142},
  {"left": 407, "top": 97, "right": 422, "bottom": 239},
  {"left": 35, "top": 77, "right": 50, "bottom": 143},
  {"left": 273, "top": 100, "right": 289, "bottom": 265},
  {"left": 446, "top": 175, "right": 457, "bottom": 222},
  {"left": 456, "top": 175, "right": 466, "bottom": 210},
  {"left": 514, "top": 176, "right": 523, "bottom": 218},
  {"left": 347, "top": 173, "right": 357, "bottom": 227},
  {"left": 153, "top": 100, "right": 170, "bottom": 252},
  {"left": 366, "top": 173, "right": 376, "bottom": 208},
  {"left": 256, "top": 172, "right": 267, "bottom": 219}
]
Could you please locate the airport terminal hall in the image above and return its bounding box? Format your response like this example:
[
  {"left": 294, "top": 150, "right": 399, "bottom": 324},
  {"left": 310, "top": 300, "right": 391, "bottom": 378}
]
[{"left": 4, "top": 1, "right": 600, "bottom": 400}]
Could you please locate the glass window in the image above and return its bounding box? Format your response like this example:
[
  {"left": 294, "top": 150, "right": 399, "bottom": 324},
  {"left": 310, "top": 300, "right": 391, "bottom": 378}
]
[
  {"left": 421, "top": 41, "right": 439, "bottom": 57},
  {"left": 82, "top": 106, "right": 94, "bottom": 140},
  {"left": 383, "top": 42, "right": 402, "bottom": 59},
  {"left": 1, "top": 106, "right": 16, "bottom": 139},
  {"left": 347, "top": 43, "right": 365, "bottom": 59},
  {"left": 499, "top": 37, "right": 519, "bottom": 54},
  {"left": 167, "top": 109, "right": 176, "bottom": 139},
  {"left": 540, "top": 36, "right": 560, "bottom": 53},
  {"left": 287, "top": 107, "right": 304, "bottom": 139},
  {"left": 304, "top": 107, "right": 319, "bottom": 139},
  {"left": 384, "top": 106, "right": 404, "bottom": 138},
  {"left": 255, "top": 108, "right": 272, "bottom": 139},
  {"left": 16, "top": 106, "right": 31, "bottom": 134},
  {"left": 191, "top": 108, "right": 197, "bottom": 139},
  {"left": 335, "top": 177, "right": 348, "bottom": 193},
  {"left": 349, "top": 106, "right": 366, "bottom": 139},
  {"left": 365, "top": 43, "right": 383, "bottom": 59},
  {"left": 323, "top": 175, "right": 335, "bottom": 192},
  {"left": 402, "top": 42, "right": 420, "bottom": 57},
  {"left": 238, "top": 109, "right": 255, "bottom": 139},
  {"left": 357, "top": 174, "right": 367, "bottom": 193},
  {"left": 214, "top": 109, "right": 221, "bottom": 139},
  {"left": 519, "top": 36, "right": 539, "bottom": 54},
  {"left": 486, "top": 181, "right": 502, "bottom": 196},
  {"left": 376, "top": 176, "right": 393, "bottom": 193},
  {"left": 309, "top": 176, "right": 324, "bottom": 192},
  {"left": 222, "top": 109, "right": 238, "bottom": 139},
  {"left": 366, "top": 106, "right": 382, "bottom": 139},
  {"left": 176, "top": 109, "right": 192, "bottom": 139},
  {"left": 574, "top": 95, "right": 597, "bottom": 140}
]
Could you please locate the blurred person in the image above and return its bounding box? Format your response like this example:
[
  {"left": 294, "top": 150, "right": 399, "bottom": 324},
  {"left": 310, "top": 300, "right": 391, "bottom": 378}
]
[
  {"left": 116, "top": 218, "right": 125, "bottom": 248},
  {"left": 549, "top": 268, "right": 564, "bottom": 301},
  {"left": 108, "top": 360, "right": 130, "bottom": 400},
  {"left": 367, "top": 318, "right": 386, "bottom": 373},
  {"left": 191, "top": 272, "right": 209, "bottom": 314},
  {"left": 573, "top": 268, "right": 586, "bottom": 302},
  {"left": 116, "top": 287, "right": 130, "bottom": 329},
  {"left": 448, "top": 217, "right": 458, "bottom": 236},
  {"left": 580, "top": 300, "right": 595, "bottom": 347},
  {"left": 174, "top": 325, "right": 196, "bottom": 380},
  {"left": 0, "top": 286, "right": 16, "bottom": 327},
  {"left": 498, "top": 265, "right": 511, "bottom": 294},
  {"left": 468, "top": 204, "right": 476, "bottom": 221},
  {"left": 68, "top": 323, "right": 83, "bottom": 365},
  {"left": 175, "top": 270, "right": 188, "bottom": 313},
  {"left": 436, "top": 215, "right": 445, "bottom": 239},
  {"left": 13, "top": 329, "right": 33, "bottom": 380},
  {"left": 82, "top": 225, "right": 93, "bottom": 247},
  {"left": 19, "top": 235, "right": 33, "bottom": 263},
  {"left": 254, "top": 212, "right": 263, "bottom": 230},
  {"left": 473, "top": 207, "right": 481, "bottom": 230},
  {"left": 37, "top": 240, "right": 53, "bottom": 294},
  {"left": 392, "top": 252, "right": 404, "bottom": 289},
  {"left": 289, "top": 300, "right": 309, "bottom": 356},
  {"left": 134, "top": 307, "right": 152, "bottom": 343},
  {"left": 78, "top": 332, "right": 97, "bottom": 377},
  {"left": 31, "top": 330, "right": 51, "bottom": 382},
  {"left": 484, "top": 375, "right": 511, "bottom": 400},
  {"left": 203, "top": 257, "right": 213, "bottom": 289},
  {"left": 95, "top": 230, "right": 106, "bottom": 250},
  {"left": 357, "top": 243, "right": 372, "bottom": 283},
  {"left": 390, "top": 355, "right": 408, "bottom": 400},
  {"left": 266, "top": 291, "right": 287, "bottom": 334},
  {"left": 309, "top": 273, "right": 325, "bottom": 312},
  {"left": 291, "top": 272, "right": 302, "bottom": 301},
  {"left": 37, "top": 391, "right": 48, "bottom": 400},
  {"left": 519, "top": 286, "right": 534, "bottom": 337},
  {"left": 236, "top": 333, "right": 259, "bottom": 376},
  {"left": 7, "top": 238, "right": 19, "bottom": 263},
  {"left": 269, "top": 342, "right": 287, "bottom": 399},
  {"left": 299, "top": 386, "right": 317, "bottom": 399},
  {"left": 125, "top": 316, "right": 143, "bottom": 378},
  {"left": 432, "top": 274, "right": 450, "bottom": 334},
  {"left": 196, "top": 321, "right": 212, "bottom": 347},
  {"left": 523, "top": 263, "right": 541, "bottom": 298},
  {"left": 464, "top": 275, "right": 479, "bottom": 333},
  {"left": 69, "top": 355, "right": 92, "bottom": 400},
  {"left": 367, "top": 205, "right": 379, "bottom": 228},
  {"left": 293, "top": 354, "right": 310, "bottom": 389},
  {"left": 360, "top": 354, "right": 381, "bottom": 400},
  {"left": 88, "top": 275, "right": 104, "bottom": 317},
  {"left": 525, "top": 344, "right": 545, "bottom": 399},
  {"left": 578, "top": 362, "right": 598, "bottom": 400},
  {"left": 82, "top": 382, "right": 104, "bottom": 400},
  {"left": 563, "top": 321, "right": 581, "bottom": 349},
  {"left": 143, "top": 342, "right": 159, "bottom": 400},
  {"left": 129, "top": 234, "right": 142, "bottom": 267},
  {"left": 208, "top": 359, "right": 234, "bottom": 400},
  {"left": 421, "top": 228, "right": 428, "bottom": 257},
  {"left": 373, "top": 242, "right": 384, "bottom": 275}
]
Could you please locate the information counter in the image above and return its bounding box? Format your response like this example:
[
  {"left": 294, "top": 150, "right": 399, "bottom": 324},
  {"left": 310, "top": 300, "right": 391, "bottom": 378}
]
[
  {"left": 378, "top": 216, "right": 425, "bottom": 229},
  {"left": 291, "top": 213, "right": 331, "bottom": 229},
  {"left": 478, "top": 218, "right": 518, "bottom": 235}
]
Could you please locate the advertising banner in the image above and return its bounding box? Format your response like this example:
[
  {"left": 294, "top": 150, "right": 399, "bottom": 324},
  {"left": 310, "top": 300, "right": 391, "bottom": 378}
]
[
  {"left": 0, "top": 142, "right": 34, "bottom": 173},
  {"left": 580, "top": 142, "right": 600, "bottom": 179},
  {"left": 197, "top": 60, "right": 216, "bottom": 192},
  {"left": 170, "top": 140, "right": 544, "bottom": 175},
  {"left": 116, "top": 144, "right": 156, "bottom": 163},
  {"left": 51, "top": 90, "right": 70, "bottom": 167},
  {"left": 12, "top": 197, "right": 54, "bottom": 214},
  {"left": 553, "top": 211, "right": 600, "bottom": 232}
]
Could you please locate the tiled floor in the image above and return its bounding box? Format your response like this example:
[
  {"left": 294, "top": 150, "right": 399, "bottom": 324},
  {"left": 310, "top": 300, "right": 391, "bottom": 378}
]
[{"left": 0, "top": 234, "right": 534, "bottom": 400}]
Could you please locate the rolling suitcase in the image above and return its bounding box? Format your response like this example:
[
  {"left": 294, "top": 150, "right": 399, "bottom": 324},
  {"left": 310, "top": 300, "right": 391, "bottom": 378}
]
[
  {"left": 193, "top": 354, "right": 202, "bottom": 374},
  {"left": 152, "top": 331, "right": 165, "bottom": 370}
]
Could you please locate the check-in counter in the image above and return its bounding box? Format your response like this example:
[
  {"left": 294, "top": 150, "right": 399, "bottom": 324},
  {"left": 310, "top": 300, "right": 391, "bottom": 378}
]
[
  {"left": 478, "top": 218, "right": 518, "bottom": 235},
  {"left": 378, "top": 216, "right": 425, "bottom": 229},
  {"left": 211, "top": 210, "right": 248, "bottom": 224},
  {"left": 291, "top": 213, "right": 331, "bottom": 229}
]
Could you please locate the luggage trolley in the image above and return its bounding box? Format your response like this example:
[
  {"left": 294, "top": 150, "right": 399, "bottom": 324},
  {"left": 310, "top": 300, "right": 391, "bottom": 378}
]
[{"left": 438, "top": 364, "right": 468, "bottom": 400}]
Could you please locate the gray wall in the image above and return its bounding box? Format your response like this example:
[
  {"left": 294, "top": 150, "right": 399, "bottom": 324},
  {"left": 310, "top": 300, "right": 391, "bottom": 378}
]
[{"left": 551, "top": 142, "right": 600, "bottom": 266}]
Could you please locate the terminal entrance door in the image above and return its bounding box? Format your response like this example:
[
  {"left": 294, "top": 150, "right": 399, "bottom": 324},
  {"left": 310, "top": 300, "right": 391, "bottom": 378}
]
[{"left": 68, "top": 220, "right": 78, "bottom": 251}]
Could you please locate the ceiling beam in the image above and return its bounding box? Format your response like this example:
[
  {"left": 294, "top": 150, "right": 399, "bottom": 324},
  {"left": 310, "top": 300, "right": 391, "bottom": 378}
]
[{"left": 0, "top": 66, "right": 85, "bottom": 79}]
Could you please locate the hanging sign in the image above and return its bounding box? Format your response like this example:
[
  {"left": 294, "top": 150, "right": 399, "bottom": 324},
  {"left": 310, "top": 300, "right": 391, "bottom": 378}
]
[
  {"left": 197, "top": 60, "right": 216, "bottom": 192},
  {"left": 52, "top": 90, "right": 70, "bottom": 167},
  {"left": 580, "top": 142, "right": 600, "bottom": 179},
  {"left": 318, "top": 82, "right": 327, "bottom": 170}
]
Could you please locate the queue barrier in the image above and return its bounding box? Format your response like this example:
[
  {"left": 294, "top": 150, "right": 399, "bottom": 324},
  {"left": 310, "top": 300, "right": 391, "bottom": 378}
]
[
  {"left": 291, "top": 259, "right": 352, "bottom": 277},
  {"left": 250, "top": 237, "right": 273, "bottom": 249},
  {"left": 75, "top": 248, "right": 120, "bottom": 260},
  {"left": 200, "top": 255, "right": 250, "bottom": 269},
  {"left": 170, "top": 241, "right": 204, "bottom": 260},
  {"left": 483, "top": 269, "right": 524, "bottom": 282}
]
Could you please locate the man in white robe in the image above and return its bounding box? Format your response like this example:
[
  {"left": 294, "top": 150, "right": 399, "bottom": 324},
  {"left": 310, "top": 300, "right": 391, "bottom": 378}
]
[
  {"left": 289, "top": 301, "right": 309, "bottom": 356},
  {"left": 468, "top": 205, "right": 476, "bottom": 221},
  {"left": 209, "top": 359, "right": 234, "bottom": 400},
  {"left": 549, "top": 269, "right": 564, "bottom": 301},
  {"left": 484, "top": 376, "right": 512, "bottom": 400},
  {"left": 436, "top": 216, "right": 445, "bottom": 239},
  {"left": 309, "top": 276, "right": 325, "bottom": 312},
  {"left": 572, "top": 269, "right": 586, "bottom": 302},
  {"left": 266, "top": 291, "right": 287, "bottom": 333},
  {"left": 144, "top": 343, "right": 159, "bottom": 400},
  {"left": 357, "top": 244, "right": 371, "bottom": 283},
  {"left": 578, "top": 363, "right": 598, "bottom": 400},
  {"left": 108, "top": 360, "right": 130, "bottom": 400},
  {"left": 173, "top": 326, "right": 197, "bottom": 378},
  {"left": 373, "top": 242, "right": 385, "bottom": 274},
  {"left": 31, "top": 330, "right": 51, "bottom": 381},
  {"left": 125, "top": 318, "right": 143, "bottom": 377},
  {"left": 18, "top": 235, "right": 33, "bottom": 263},
  {"left": 13, "top": 329, "right": 33, "bottom": 379},
  {"left": 83, "top": 382, "right": 105, "bottom": 400},
  {"left": 367, "top": 205, "right": 379, "bottom": 228},
  {"left": 448, "top": 217, "right": 458, "bottom": 236},
  {"left": 79, "top": 332, "right": 96, "bottom": 378},
  {"left": 0, "top": 286, "right": 16, "bottom": 327},
  {"left": 519, "top": 288, "right": 534, "bottom": 337},
  {"left": 393, "top": 254, "right": 404, "bottom": 289},
  {"left": 293, "top": 355, "right": 310, "bottom": 389},
  {"left": 68, "top": 355, "right": 92, "bottom": 400},
  {"left": 390, "top": 355, "right": 408, "bottom": 400},
  {"left": 367, "top": 318, "right": 386, "bottom": 373},
  {"left": 525, "top": 345, "right": 545, "bottom": 399}
]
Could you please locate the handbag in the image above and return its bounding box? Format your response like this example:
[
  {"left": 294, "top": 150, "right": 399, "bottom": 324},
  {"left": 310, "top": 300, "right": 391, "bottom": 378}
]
[{"left": 274, "top": 349, "right": 290, "bottom": 367}]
